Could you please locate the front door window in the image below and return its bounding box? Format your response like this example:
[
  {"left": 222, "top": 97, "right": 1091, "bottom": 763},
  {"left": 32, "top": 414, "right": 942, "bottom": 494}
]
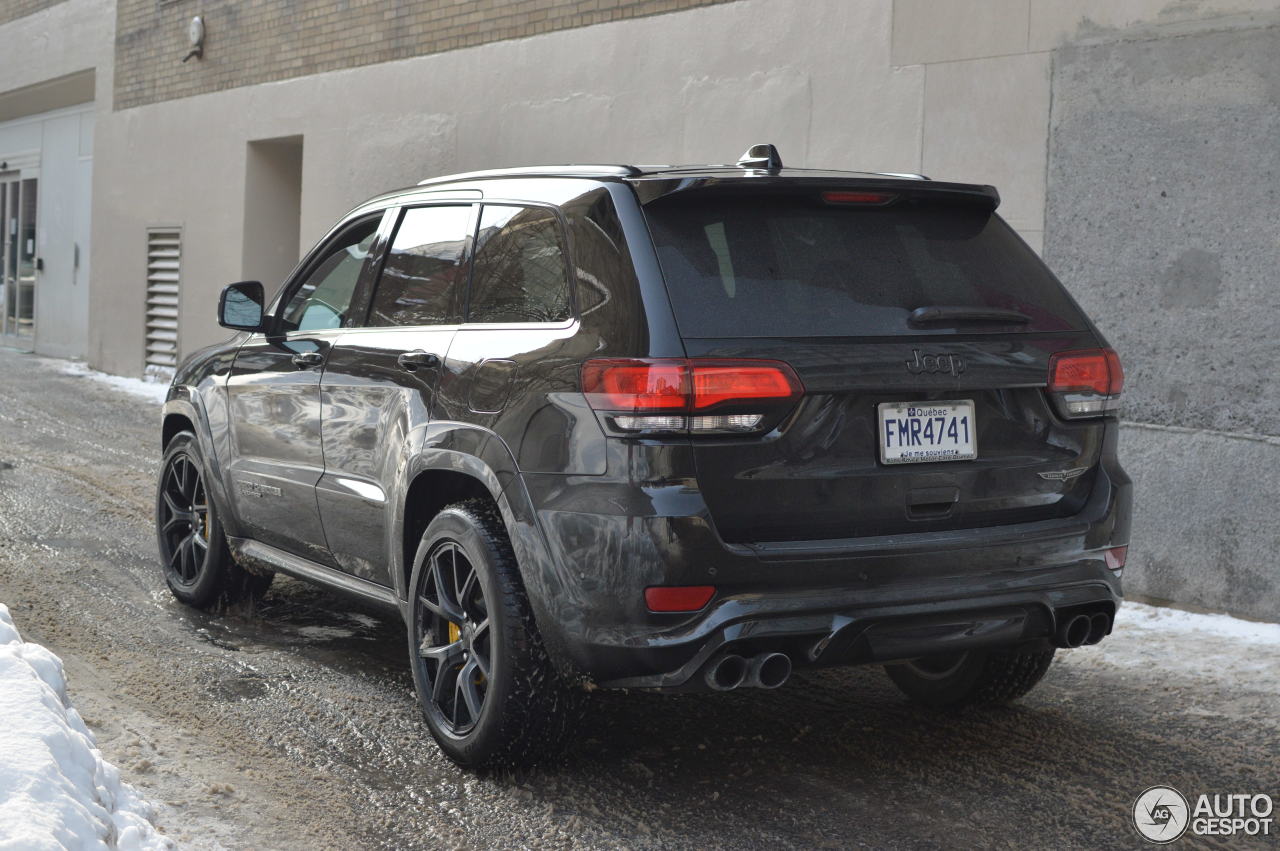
[{"left": 278, "top": 223, "right": 377, "bottom": 332}]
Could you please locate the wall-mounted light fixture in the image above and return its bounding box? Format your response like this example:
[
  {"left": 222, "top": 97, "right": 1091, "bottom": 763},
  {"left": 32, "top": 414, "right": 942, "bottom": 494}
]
[{"left": 183, "top": 16, "right": 204, "bottom": 63}]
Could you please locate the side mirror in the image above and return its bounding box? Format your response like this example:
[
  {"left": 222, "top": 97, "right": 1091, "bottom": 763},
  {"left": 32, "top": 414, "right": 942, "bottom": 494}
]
[{"left": 218, "top": 281, "right": 266, "bottom": 331}]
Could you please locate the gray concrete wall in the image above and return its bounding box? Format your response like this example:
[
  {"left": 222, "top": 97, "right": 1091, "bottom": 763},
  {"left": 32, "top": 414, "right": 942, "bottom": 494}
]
[{"left": 1045, "top": 22, "right": 1280, "bottom": 621}]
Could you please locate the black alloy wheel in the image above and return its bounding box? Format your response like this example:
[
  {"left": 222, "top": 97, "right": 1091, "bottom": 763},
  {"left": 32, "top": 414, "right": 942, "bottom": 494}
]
[
  {"left": 155, "top": 431, "right": 272, "bottom": 609},
  {"left": 414, "top": 540, "right": 492, "bottom": 735},
  {"left": 158, "top": 452, "right": 210, "bottom": 588},
  {"left": 406, "top": 500, "right": 581, "bottom": 767}
]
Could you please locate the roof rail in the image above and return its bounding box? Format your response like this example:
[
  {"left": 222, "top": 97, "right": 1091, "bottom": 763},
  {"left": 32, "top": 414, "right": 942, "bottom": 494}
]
[{"left": 417, "top": 164, "right": 641, "bottom": 186}]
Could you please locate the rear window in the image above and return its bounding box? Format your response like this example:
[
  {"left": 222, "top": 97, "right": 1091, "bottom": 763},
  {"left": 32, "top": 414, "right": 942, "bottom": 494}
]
[{"left": 645, "top": 195, "right": 1085, "bottom": 338}]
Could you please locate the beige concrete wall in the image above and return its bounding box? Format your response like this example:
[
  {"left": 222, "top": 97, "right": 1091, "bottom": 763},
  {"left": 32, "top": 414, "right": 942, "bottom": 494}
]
[
  {"left": 242, "top": 136, "right": 304, "bottom": 293},
  {"left": 0, "top": 0, "right": 113, "bottom": 360},
  {"left": 84, "top": 0, "right": 1280, "bottom": 373},
  {"left": 12, "top": 0, "right": 1280, "bottom": 620},
  {"left": 89, "top": 0, "right": 924, "bottom": 371},
  {"left": 0, "top": 0, "right": 67, "bottom": 28},
  {"left": 0, "top": 0, "right": 113, "bottom": 100}
]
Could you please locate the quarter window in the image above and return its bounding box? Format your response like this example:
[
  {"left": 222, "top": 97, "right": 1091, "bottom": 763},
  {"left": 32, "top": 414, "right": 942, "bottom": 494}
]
[
  {"left": 367, "top": 205, "right": 472, "bottom": 327},
  {"left": 280, "top": 219, "right": 378, "bottom": 332},
  {"left": 467, "top": 205, "right": 572, "bottom": 324}
]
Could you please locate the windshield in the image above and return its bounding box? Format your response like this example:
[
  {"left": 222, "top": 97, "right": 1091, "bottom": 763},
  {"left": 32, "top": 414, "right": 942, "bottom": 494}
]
[{"left": 645, "top": 195, "right": 1086, "bottom": 338}]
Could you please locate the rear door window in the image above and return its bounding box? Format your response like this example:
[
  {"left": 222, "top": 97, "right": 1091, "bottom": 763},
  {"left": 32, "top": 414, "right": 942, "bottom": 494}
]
[
  {"left": 466, "top": 205, "right": 572, "bottom": 324},
  {"left": 644, "top": 195, "right": 1086, "bottom": 338},
  {"left": 366, "top": 205, "right": 473, "bottom": 327}
]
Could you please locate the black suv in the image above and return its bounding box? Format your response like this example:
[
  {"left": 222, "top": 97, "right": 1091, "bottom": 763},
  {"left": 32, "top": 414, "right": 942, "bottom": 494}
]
[{"left": 156, "top": 145, "right": 1131, "bottom": 767}]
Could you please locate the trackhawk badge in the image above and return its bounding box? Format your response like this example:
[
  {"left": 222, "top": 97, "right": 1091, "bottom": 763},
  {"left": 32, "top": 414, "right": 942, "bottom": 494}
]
[
  {"left": 237, "top": 480, "right": 283, "bottom": 498},
  {"left": 1039, "top": 467, "right": 1089, "bottom": 481}
]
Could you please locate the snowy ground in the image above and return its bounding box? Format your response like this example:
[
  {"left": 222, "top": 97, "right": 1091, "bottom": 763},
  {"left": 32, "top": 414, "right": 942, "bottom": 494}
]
[
  {"left": 37, "top": 359, "right": 169, "bottom": 405},
  {"left": 0, "top": 604, "right": 169, "bottom": 850},
  {"left": 1, "top": 348, "right": 1277, "bottom": 849}
]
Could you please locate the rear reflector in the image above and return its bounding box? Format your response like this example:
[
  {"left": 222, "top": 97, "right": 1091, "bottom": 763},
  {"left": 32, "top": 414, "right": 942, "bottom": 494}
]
[
  {"left": 822, "top": 191, "right": 896, "bottom": 205},
  {"left": 1104, "top": 546, "right": 1128, "bottom": 570},
  {"left": 1047, "top": 348, "right": 1124, "bottom": 418},
  {"left": 583, "top": 358, "right": 803, "bottom": 434},
  {"left": 645, "top": 585, "right": 716, "bottom": 613}
]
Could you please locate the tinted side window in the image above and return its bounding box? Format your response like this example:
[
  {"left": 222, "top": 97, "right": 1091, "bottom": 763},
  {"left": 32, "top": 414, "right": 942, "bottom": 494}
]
[
  {"left": 467, "top": 205, "right": 572, "bottom": 324},
  {"left": 279, "top": 219, "right": 378, "bottom": 332},
  {"left": 367, "top": 205, "right": 472, "bottom": 327}
]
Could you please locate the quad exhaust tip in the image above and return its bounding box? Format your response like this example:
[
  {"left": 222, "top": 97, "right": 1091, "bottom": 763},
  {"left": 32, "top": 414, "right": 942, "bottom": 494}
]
[
  {"left": 1056, "top": 614, "right": 1092, "bottom": 648},
  {"left": 1055, "top": 611, "right": 1112, "bottom": 648},
  {"left": 745, "top": 652, "right": 792, "bottom": 689},
  {"left": 704, "top": 654, "right": 748, "bottom": 691},
  {"left": 704, "top": 652, "right": 792, "bottom": 691},
  {"left": 1085, "top": 612, "right": 1110, "bottom": 645}
]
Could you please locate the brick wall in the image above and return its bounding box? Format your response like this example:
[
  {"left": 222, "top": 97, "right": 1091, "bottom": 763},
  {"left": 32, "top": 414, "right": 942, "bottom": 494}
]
[
  {"left": 0, "top": 0, "right": 66, "bottom": 26},
  {"left": 114, "top": 0, "right": 742, "bottom": 110}
]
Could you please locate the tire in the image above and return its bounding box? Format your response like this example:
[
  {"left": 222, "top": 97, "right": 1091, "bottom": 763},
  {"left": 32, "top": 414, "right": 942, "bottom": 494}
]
[
  {"left": 155, "top": 432, "right": 273, "bottom": 609},
  {"left": 407, "top": 499, "right": 579, "bottom": 768},
  {"left": 885, "top": 646, "right": 1056, "bottom": 711}
]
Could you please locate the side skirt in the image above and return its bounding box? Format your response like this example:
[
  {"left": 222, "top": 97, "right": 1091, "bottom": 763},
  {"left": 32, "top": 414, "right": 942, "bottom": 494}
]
[{"left": 227, "top": 536, "right": 403, "bottom": 613}]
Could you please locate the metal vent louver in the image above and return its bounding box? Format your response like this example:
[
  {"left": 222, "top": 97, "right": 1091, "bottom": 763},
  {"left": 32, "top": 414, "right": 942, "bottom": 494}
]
[{"left": 145, "top": 228, "right": 181, "bottom": 372}]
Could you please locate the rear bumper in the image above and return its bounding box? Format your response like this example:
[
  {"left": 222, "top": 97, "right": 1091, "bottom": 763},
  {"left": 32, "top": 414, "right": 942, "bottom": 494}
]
[
  {"left": 598, "top": 569, "right": 1119, "bottom": 689},
  {"left": 519, "top": 443, "right": 1131, "bottom": 689}
]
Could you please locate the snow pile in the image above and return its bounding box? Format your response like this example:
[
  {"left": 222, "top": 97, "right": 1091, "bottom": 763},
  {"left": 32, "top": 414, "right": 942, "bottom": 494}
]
[
  {"left": 1122, "top": 601, "right": 1280, "bottom": 644},
  {"left": 40, "top": 358, "right": 169, "bottom": 404},
  {"left": 0, "top": 604, "right": 170, "bottom": 850}
]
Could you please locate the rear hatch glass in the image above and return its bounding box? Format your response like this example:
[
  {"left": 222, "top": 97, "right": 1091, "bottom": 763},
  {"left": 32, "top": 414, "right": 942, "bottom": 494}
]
[{"left": 645, "top": 194, "right": 1086, "bottom": 338}]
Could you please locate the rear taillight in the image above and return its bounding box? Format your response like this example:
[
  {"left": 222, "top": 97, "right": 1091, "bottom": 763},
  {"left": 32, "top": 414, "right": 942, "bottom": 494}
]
[
  {"left": 582, "top": 358, "right": 803, "bottom": 435},
  {"left": 1047, "top": 348, "right": 1124, "bottom": 418}
]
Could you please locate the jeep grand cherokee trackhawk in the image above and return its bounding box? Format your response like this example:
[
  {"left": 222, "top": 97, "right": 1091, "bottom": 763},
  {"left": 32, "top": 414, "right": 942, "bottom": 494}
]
[{"left": 155, "top": 145, "right": 1132, "bottom": 767}]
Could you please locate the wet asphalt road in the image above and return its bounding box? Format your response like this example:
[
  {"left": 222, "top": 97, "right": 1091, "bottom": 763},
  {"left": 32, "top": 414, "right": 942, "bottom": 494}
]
[{"left": 0, "top": 347, "right": 1276, "bottom": 850}]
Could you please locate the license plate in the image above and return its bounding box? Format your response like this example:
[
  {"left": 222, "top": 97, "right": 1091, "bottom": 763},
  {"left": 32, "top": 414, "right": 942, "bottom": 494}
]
[{"left": 878, "top": 400, "right": 977, "bottom": 465}]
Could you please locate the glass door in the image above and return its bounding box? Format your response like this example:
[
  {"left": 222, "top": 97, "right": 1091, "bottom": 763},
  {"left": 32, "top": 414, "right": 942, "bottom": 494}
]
[{"left": 1, "top": 173, "right": 37, "bottom": 349}]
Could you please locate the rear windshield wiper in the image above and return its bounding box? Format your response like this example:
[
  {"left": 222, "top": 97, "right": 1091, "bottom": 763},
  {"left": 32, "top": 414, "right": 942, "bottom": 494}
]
[{"left": 908, "top": 305, "right": 1032, "bottom": 326}]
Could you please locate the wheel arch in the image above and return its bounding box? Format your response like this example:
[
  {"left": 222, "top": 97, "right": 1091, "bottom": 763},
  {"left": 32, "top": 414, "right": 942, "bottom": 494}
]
[
  {"left": 399, "top": 466, "right": 494, "bottom": 599},
  {"left": 398, "top": 441, "right": 585, "bottom": 684},
  {"left": 161, "top": 395, "right": 244, "bottom": 538},
  {"left": 162, "top": 411, "right": 195, "bottom": 449}
]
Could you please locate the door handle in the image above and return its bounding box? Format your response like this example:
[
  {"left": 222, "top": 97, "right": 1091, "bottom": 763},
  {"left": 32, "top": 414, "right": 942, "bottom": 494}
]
[
  {"left": 291, "top": 351, "right": 324, "bottom": 369},
  {"left": 397, "top": 350, "right": 440, "bottom": 371}
]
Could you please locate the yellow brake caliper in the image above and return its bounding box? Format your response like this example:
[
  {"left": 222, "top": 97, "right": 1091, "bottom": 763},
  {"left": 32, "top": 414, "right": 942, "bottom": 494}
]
[{"left": 447, "top": 620, "right": 484, "bottom": 684}]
